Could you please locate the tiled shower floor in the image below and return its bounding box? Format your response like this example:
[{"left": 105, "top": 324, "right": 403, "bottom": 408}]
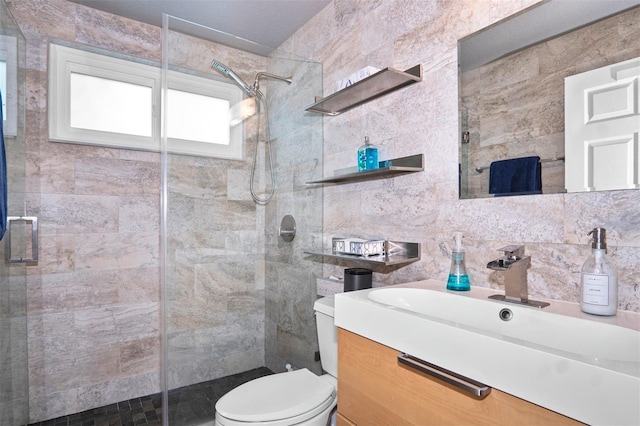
[{"left": 28, "top": 367, "right": 273, "bottom": 426}]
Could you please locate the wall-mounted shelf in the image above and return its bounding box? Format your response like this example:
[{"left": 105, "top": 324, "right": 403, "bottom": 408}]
[
  {"left": 307, "top": 154, "right": 423, "bottom": 185},
  {"left": 304, "top": 241, "right": 420, "bottom": 266},
  {"left": 306, "top": 65, "right": 423, "bottom": 116}
]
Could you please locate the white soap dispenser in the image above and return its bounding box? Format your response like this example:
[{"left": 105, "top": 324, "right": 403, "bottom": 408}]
[{"left": 580, "top": 227, "right": 617, "bottom": 316}]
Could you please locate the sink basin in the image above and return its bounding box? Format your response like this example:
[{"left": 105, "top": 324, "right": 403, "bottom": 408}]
[
  {"left": 334, "top": 280, "right": 640, "bottom": 425},
  {"left": 367, "top": 287, "right": 639, "bottom": 374}
]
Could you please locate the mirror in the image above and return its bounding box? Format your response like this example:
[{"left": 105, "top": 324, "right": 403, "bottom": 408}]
[{"left": 458, "top": 1, "right": 640, "bottom": 199}]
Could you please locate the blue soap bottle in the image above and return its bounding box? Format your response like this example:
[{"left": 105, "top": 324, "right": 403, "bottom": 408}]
[
  {"left": 447, "top": 232, "right": 470, "bottom": 291},
  {"left": 357, "top": 136, "right": 379, "bottom": 171}
]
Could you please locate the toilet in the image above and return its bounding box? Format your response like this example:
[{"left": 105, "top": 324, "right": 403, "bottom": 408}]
[{"left": 214, "top": 297, "right": 338, "bottom": 426}]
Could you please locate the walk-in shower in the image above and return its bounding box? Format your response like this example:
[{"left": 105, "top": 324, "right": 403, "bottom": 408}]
[{"left": 210, "top": 60, "right": 292, "bottom": 205}]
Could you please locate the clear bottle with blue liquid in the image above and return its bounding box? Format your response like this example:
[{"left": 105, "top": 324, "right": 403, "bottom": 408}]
[
  {"left": 357, "top": 136, "right": 379, "bottom": 172},
  {"left": 447, "top": 232, "right": 470, "bottom": 291}
]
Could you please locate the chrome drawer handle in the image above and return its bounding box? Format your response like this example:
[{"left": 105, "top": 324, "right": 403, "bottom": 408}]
[{"left": 398, "top": 353, "right": 491, "bottom": 399}]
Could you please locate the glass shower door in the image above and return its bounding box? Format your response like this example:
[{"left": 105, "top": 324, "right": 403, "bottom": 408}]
[
  {"left": 0, "top": 1, "right": 29, "bottom": 424},
  {"left": 161, "top": 14, "right": 323, "bottom": 425}
]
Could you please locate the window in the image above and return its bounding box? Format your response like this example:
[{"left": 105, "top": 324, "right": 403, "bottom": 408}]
[
  {"left": 165, "top": 66, "right": 244, "bottom": 159},
  {"left": 70, "top": 73, "right": 154, "bottom": 137},
  {"left": 0, "top": 35, "right": 18, "bottom": 137},
  {"left": 48, "top": 44, "right": 244, "bottom": 159}
]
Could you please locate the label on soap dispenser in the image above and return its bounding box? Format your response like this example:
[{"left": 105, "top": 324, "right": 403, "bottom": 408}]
[{"left": 582, "top": 273, "right": 610, "bottom": 306}]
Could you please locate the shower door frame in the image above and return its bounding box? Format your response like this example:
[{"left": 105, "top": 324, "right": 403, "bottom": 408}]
[{"left": 0, "top": 1, "right": 29, "bottom": 424}]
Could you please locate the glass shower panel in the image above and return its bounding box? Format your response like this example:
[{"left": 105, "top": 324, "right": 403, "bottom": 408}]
[
  {"left": 161, "top": 15, "right": 323, "bottom": 425},
  {"left": 0, "top": 1, "right": 28, "bottom": 424}
]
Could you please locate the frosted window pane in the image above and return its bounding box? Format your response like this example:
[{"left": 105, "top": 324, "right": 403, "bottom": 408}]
[
  {"left": 167, "top": 89, "right": 230, "bottom": 145},
  {"left": 70, "top": 73, "right": 152, "bottom": 137}
]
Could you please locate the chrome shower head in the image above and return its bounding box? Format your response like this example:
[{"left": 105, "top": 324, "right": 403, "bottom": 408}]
[
  {"left": 210, "top": 59, "right": 258, "bottom": 97},
  {"left": 253, "top": 72, "right": 292, "bottom": 94}
]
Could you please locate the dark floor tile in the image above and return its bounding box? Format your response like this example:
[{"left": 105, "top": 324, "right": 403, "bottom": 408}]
[
  {"left": 145, "top": 411, "right": 159, "bottom": 422},
  {"left": 28, "top": 367, "right": 273, "bottom": 426},
  {"left": 107, "top": 413, "right": 121, "bottom": 425}
]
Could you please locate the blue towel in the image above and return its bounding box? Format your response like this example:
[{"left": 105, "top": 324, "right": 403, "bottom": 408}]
[
  {"left": 489, "top": 156, "right": 541, "bottom": 196},
  {"left": 0, "top": 91, "right": 7, "bottom": 240}
]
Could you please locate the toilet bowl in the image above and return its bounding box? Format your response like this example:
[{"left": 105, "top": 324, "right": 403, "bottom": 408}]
[{"left": 214, "top": 297, "right": 337, "bottom": 426}]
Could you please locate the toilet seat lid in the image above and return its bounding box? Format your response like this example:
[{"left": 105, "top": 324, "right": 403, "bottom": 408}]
[{"left": 215, "top": 368, "right": 336, "bottom": 422}]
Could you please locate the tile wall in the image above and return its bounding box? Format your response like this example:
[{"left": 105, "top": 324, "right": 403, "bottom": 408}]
[
  {"left": 263, "top": 53, "right": 324, "bottom": 375},
  {"left": 280, "top": 0, "right": 640, "bottom": 311}
]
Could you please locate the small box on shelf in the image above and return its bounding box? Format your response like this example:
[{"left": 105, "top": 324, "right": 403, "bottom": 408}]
[{"left": 332, "top": 238, "right": 385, "bottom": 256}]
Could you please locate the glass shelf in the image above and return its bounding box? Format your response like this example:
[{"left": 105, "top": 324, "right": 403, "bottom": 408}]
[
  {"left": 306, "top": 65, "right": 423, "bottom": 115},
  {"left": 304, "top": 241, "right": 420, "bottom": 266},
  {"left": 306, "top": 154, "right": 423, "bottom": 185}
]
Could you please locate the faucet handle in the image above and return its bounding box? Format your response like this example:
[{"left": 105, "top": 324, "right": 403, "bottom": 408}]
[{"left": 497, "top": 245, "right": 525, "bottom": 259}]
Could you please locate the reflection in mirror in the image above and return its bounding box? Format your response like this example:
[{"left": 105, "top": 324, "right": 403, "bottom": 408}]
[
  {"left": 565, "top": 56, "right": 640, "bottom": 193},
  {"left": 458, "top": 1, "right": 640, "bottom": 199}
]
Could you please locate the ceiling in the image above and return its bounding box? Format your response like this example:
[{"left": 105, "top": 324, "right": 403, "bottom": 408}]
[{"left": 68, "top": 0, "right": 331, "bottom": 55}]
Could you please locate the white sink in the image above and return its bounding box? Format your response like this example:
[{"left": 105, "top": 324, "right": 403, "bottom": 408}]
[{"left": 334, "top": 280, "right": 640, "bottom": 425}]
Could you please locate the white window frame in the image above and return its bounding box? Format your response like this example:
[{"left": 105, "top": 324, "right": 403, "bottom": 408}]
[
  {"left": 48, "top": 43, "right": 244, "bottom": 159},
  {"left": 167, "top": 71, "right": 243, "bottom": 159},
  {"left": 0, "top": 35, "right": 18, "bottom": 137}
]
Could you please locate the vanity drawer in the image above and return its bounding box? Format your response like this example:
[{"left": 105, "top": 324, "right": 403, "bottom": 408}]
[
  {"left": 337, "top": 328, "right": 582, "bottom": 425},
  {"left": 337, "top": 412, "right": 356, "bottom": 426}
]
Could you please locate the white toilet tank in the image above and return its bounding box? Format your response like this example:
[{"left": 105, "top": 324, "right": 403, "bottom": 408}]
[{"left": 313, "top": 297, "right": 337, "bottom": 378}]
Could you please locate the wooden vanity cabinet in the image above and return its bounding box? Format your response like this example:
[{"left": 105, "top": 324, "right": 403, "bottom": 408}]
[{"left": 337, "top": 328, "right": 582, "bottom": 426}]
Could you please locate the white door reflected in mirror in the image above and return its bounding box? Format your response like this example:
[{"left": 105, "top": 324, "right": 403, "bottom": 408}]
[{"left": 564, "top": 56, "right": 640, "bottom": 193}]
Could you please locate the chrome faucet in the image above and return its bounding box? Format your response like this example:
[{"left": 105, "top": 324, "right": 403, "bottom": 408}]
[{"left": 487, "top": 245, "right": 549, "bottom": 308}]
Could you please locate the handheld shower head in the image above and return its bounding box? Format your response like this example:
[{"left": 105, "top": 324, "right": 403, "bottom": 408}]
[
  {"left": 209, "top": 60, "right": 293, "bottom": 204},
  {"left": 210, "top": 59, "right": 258, "bottom": 97}
]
